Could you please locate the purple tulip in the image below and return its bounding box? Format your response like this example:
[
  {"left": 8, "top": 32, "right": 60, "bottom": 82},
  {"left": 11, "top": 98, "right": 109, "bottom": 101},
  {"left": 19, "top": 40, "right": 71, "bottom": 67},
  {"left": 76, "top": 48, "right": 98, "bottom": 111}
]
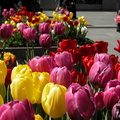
[
  {"left": 94, "top": 53, "right": 112, "bottom": 65},
  {"left": 0, "top": 99, "right": 35, "bottom": 120},
  {"left": 28, "top": 55, "right": 56, "bottom": 73},
  {"left": 94, "top": 91, "right": 104, "bottom": 110},
  {"left": 103, "top": 80, "right": 120, "bottom": 110},
  {"left": 54, "top": 51, "right": 73, "bottom": 71},
  {"left": 112, "top": 100, "right": 120, "bottom": 119},
  {"left": 39, "top": 34, "right": 52, "bottom": 48},
  {"left": 38, "top": 23, "right": 50, "bottom": 34},
  {"left": 23, "top": 27, "right": 36, "bottom": 41},
  {"left": 88, "top": 61, "right": 113, "bottom": 88},
  {"left": 9, "top": 8, "right": 16, "bottom": 16},
  {"left": 65, "top": 83, "right": 96, "bottom": 120},
  {"left": 50, "top": 66, "right": 73, "bottom": 88},
  {"left": 53, "top": 22, "right": 65, "bottom": 36},
  {"left": 18, "top": 23, "right": 28, "bottom": 34},
  {"left": 0, "top": 24, "right": 13, "bottom": 40}
]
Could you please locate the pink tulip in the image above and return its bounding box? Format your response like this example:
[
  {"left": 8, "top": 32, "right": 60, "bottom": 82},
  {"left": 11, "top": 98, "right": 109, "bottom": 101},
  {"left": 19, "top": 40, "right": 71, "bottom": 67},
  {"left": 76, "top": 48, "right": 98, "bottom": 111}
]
[
  {"left": 18, "top": 23, "right": 28, "bottom": 34},
  {"left": 94, "top": 53, "right": 112, "bottom": 65},
  {"left": 54, "top": 51, "right": 73, "bottom": 71},
  {"left": 103, "top": 80, "right": 120, "bottom": 110},
  {"left": 2, "top": 9, "right": 10, "bottom": 18},
  {"left": 65, "top": 83, "right": 96, "bottom": 120},
  {"left": 50, "top": 66, "right": 73, "bottom": 88},
  {"left": 88, "top": 61, "right": 113, "bottom": 88},
  {"left": 0, "top": 99, "right": 35, "bottom": 120},
  {"left": 53, "top": 22, "right": 65, "bottom": 36},
  {"left": 39, "top": 34, "right": 52, "bottom": 48},
  {"left": 0, "top": 24, "right": 13, "bottom": 40},
  {"left": 38, "top": 23, "right": 50, "bottom": 34},
  {"left": 23, "top": 27, "right": 36, "bottom": 41},
  {"left": 28, "top": 55, "right": 56, "bottom": 73},
  {"left": 94, "top": 91, "right": 104, "bottom": 110}
]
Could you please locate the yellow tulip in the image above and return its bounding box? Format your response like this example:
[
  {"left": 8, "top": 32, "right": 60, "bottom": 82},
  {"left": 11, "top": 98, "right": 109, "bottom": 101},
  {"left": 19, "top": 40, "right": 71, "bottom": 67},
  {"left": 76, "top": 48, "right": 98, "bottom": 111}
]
[
  {"left": 11, "top": 64, "right": 32, "bottom": 80},
  {"left": 0, "top": 84, "right": 6, "bottom": 99},
  {"left": 84, "top": 21, "right": 89, "bottom": 26},
  {"left": 35, "top": 114, "right": 43, "bottom": 120},
  {"left": 0, "top": 60, "right": 7, "bottom": 81},
  {"left": 41, "top": 83, "right": 67, "bottom": 118},
  {"left": 10, "top": 71, "right": 50, "bottom": 104},
  {"left": 0, "top": 95, "right": 4, "bottom": 105}
]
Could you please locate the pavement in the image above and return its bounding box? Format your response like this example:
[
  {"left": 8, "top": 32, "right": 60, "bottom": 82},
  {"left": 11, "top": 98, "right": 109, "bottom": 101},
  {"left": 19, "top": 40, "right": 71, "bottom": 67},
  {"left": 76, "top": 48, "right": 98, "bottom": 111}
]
[
  {"left": 43, "top": 10, "right": 120, "bottom": 57},
  {"left": 0, "top": 10, "right": 120, "bottom": 57}
]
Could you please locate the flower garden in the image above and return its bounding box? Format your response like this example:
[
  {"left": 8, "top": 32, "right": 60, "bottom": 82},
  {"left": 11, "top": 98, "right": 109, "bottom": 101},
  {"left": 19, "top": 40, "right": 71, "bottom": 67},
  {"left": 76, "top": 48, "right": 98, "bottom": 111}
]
[{"left": 0, "top": 6, "right": 120, "bottom": 120}]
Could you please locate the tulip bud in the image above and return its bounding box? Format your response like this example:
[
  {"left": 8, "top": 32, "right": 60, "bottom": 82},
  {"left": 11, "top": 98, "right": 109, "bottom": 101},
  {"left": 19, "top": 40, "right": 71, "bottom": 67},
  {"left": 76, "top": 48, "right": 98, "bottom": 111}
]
[
  {"left": 0, "top": 24, "right": 13, "bottom": 40},
  {"left": 23, "top": 27, "right": 36, "bottom": 41},
  {"left": 89, "top": 61, "right": 113, "bottom": 88},
  {"left": 41, "top": 83, "right": 67, "bottom": 118},
  {"left": 38, "top": 23, "right": 50, "bottom": 34},
  {"left": 54, "top": 51, "right": 73, "bottom": 71},
  {"left": 50, "top": 66, "right": 73, "bottom": 88},
  {"left": 35, "top": 114, "right": 43, "bottom": 120},
  {"left": 53, "top": 22, "right": 65, "bottom": 36},
  {"left": 0, "top": 99, "right": 35, "bottom": 120},
  {"left": 65, "top": 83, "right": 95, "bottom": 120},
  {"left": 29, "top": 55, "right": 56, "bottom": 73},
  {"left": 39, "top": 34, "right": 52, "bottom": 48}
]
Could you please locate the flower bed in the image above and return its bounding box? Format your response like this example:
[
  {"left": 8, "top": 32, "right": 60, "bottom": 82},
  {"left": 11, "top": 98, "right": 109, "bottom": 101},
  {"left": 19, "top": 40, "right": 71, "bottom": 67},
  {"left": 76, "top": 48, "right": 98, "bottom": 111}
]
[{"left": 0, "top": 6, "right": 120, "bottom": 120}]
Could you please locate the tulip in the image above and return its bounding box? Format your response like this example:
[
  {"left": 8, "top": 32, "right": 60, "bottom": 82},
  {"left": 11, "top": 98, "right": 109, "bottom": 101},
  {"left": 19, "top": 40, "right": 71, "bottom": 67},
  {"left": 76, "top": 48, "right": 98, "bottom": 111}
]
[
  {"left": 0, "top": 24, "right": 13, "bottom": 40},
  {"left": 18, "top": 23, "right": 28, "bottom": 34},
  {"left": 65, "top": 83, "right": 95, "bottom": 120},
  {"left": 112, "top": 100, "right": 120, "bottom": 119},
  {"left": 38, "top": 23, "right": 50, "bottom": 34},
  {"left": 29, "top": 55, "right": 56, "bottom": 73},
  {"left": 114, "top": 40, "right": 120, "bottom": 53},
  {"left": 94, "top": 53, "right": 112, "bottom": 65},
  {"left": 0, "top": 99, "right": 35, "bottom": 120},
  {"left": 11, "top": 71, "right": 50, "bottom": 104},
  {"left": 53, "top": 22, "right": 65, "bottom": 36},
  {"left": 11, "top": 64, "right": 32, "bottom": 81},
  {"left": 41, "top": 83, "right": 67, "bottom": 118},
  {"left": 39, "top": 34, "right": 52, "bottom": 48},
  {"left": 23, "top": 27, "right": 36, "bottom": 41},
  {"left": 88, "top": 61, "right": 113, "bottom": 88},
  {"left": 103, "top": 80, "right": 120, "bottom": 110},
  {"left": 35, "top": 114, "right": 43, "bottom": 120},
  {"left": 54, "top": 51, "right": 73, "bottom": 71},
  {"left": 0, "top": 95, "right": 4, "bottom": 105},
  {"left": 50, "top": 66, "right": 73, "bottom": 88},
  {"left": 94, "top": 91, "right": 104, "bottom": 110}
]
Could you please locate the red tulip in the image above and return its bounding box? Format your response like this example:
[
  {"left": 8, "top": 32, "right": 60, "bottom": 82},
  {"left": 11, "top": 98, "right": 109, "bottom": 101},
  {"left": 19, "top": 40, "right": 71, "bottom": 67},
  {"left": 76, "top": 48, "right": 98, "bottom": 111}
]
[
  {"left": 0, "top": 24, "right": 13, "bottom": 40},
  {"left": 38, "top": 23, "right": 50, "bottom": 34},
  {"left": 23, "top": 27, "right": 36, "bottom": 41},
  {"left": 53, "top": 22, "right": 65, "bottom": 36},
  {"left": 50, "top": 66, "right": 73, "bottom": 88},
  {"left": 39, "top": 34, "right": 52, "bottom": 48},
  {"left": 0, "top": 99, "right": 35, "bottom": 120},
  {"left": 65, "top": 83, "right": 96, "bottom": 120},
  {"left": 114, "top": 40, "right": 120, "bottom": 53}
]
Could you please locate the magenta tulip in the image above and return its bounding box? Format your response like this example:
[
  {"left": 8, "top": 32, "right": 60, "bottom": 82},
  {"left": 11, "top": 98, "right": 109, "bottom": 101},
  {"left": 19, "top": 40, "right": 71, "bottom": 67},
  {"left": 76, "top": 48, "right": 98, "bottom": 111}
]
[
  {"left": 23, "top": 27, "right": 36, "bottom": 41},
  {"left": 0, "top": 99, "right": 35, "bottom": 120},
  {"left": 112, "top": 100, "right": 120, "bottom": 119},
  {"left": 88, "top": 61, "right": 113, "bottom": 88},
  {"left": 54, "top": 51, "right": 73, "bottom": 71},
  {"left": 50, "top": 66, "right": 73, "bottom": 88},
  {"left": 53, "top": 22, "right": 65, "bottom": 36},
  {"left": 28, "top": 55, "right": 56, "bottom": 73},
  {"left": 39, "top": 34, "right": 52, "bottom": 48},
  {"left": 65, "top": 83, "right": 96, "bottom": 120},
  {"left": 103, "top": 80, "right": 120, "bottom": 110},
  {"left": 38, "top": 23, "right": 50, "bottom": 34},
  {"left": 18, "top": 23, "right": 28, "bottom": 34},
  {"left": 94, "top": 53, "right": 112, "bottom": 65},
  {"left": 0, "top": 24, "right": 13, "bottom": 40},
  {"left": 94, "top": 91, "right": 104, "bottom": 110}
]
